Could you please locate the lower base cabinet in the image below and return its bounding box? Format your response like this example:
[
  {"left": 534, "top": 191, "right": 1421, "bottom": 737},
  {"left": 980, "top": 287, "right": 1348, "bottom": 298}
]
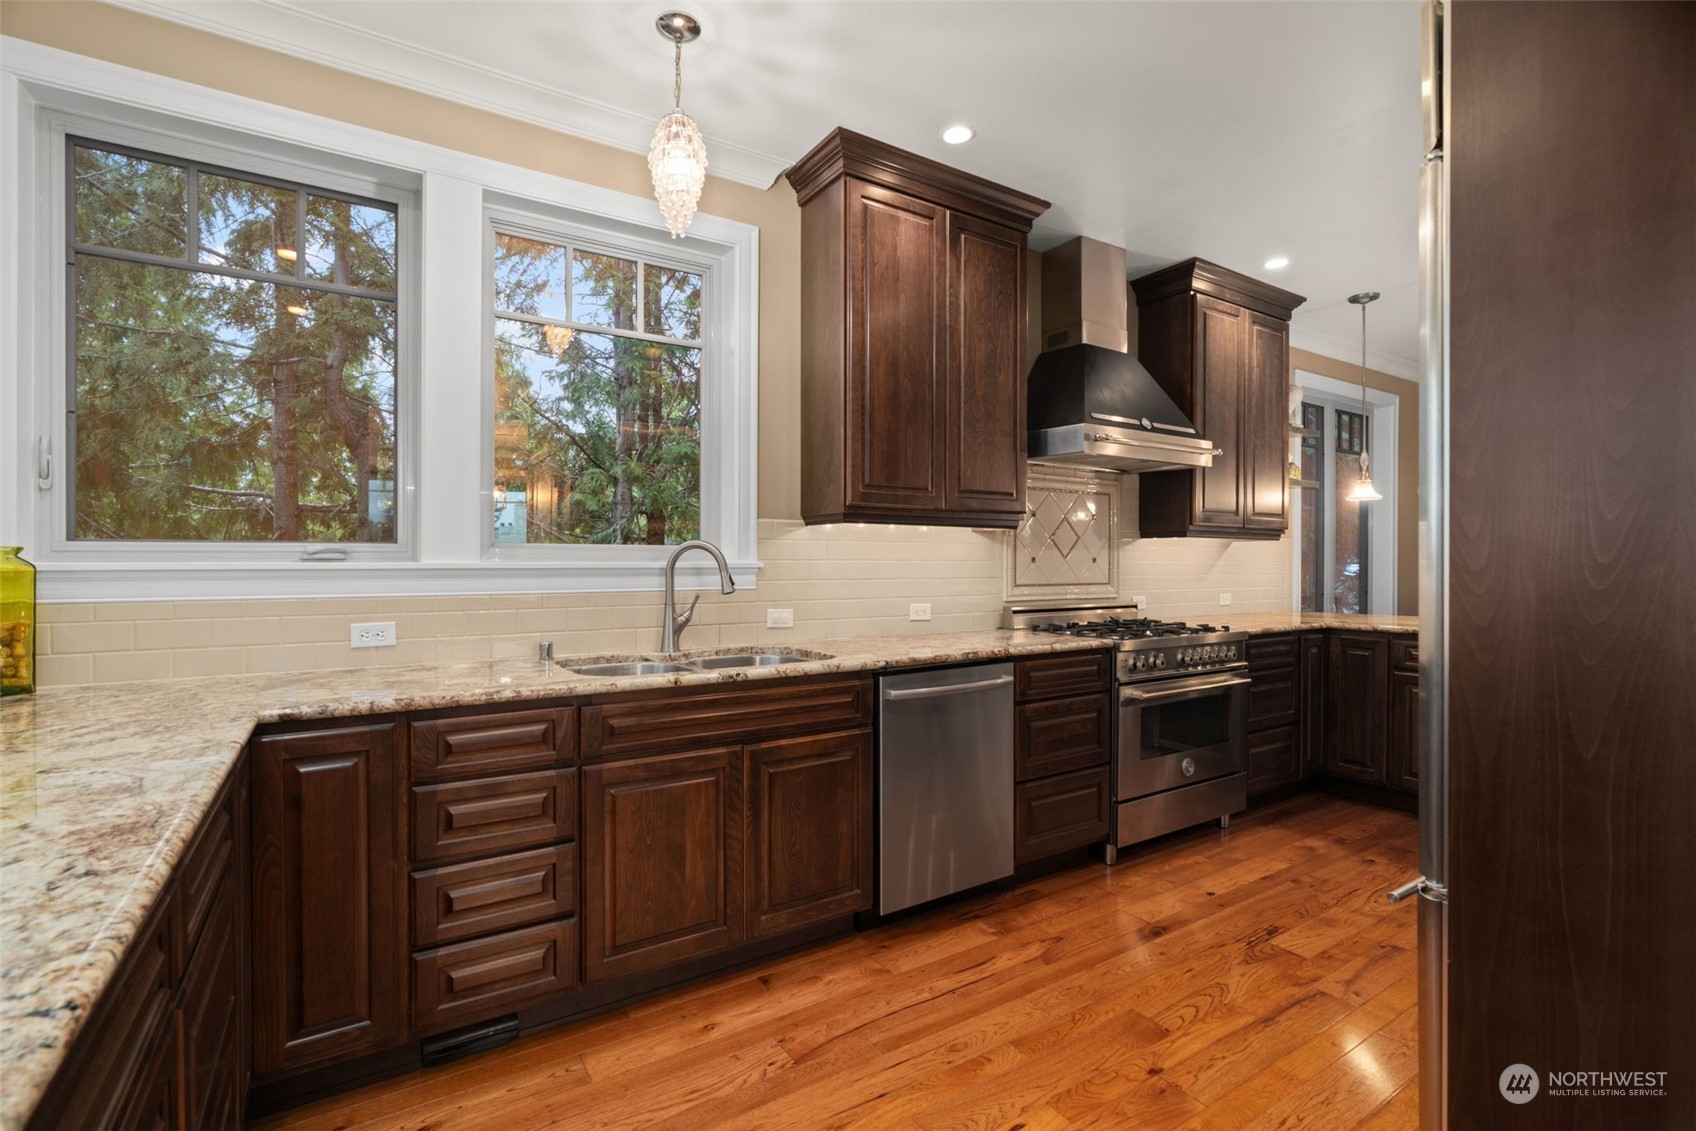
[
  {"left": 250, "top": 722, "right": 409, "bottom": 1077},
  {"left": 28, "top": 760, "right": 248, "bottom": 1131},
  {"left": 582, "top": 745, "right": 746, "bottom": 982},
  {"left": 1015, "top": 767, "right": 1110, "bottom": 862},
  {"left": 746, "top": 729, "right": 874, "bottom": 937}
]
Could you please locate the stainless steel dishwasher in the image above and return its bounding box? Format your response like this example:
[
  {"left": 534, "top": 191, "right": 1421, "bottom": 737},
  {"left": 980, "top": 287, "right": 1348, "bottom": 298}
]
[{"left": 877, "top": 662, "right": 1015, "bottom": 914}]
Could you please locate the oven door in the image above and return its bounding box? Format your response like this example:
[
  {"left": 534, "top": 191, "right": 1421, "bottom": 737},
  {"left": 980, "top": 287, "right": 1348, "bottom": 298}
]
[{"left": 1117, "top": 671, "right": 1250, "bottom": 798}]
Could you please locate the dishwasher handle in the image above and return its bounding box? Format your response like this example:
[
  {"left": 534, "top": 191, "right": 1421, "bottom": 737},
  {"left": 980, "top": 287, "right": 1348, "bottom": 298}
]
[{"left": 883, "top": 674, "right": 1015, "bottom": 702}]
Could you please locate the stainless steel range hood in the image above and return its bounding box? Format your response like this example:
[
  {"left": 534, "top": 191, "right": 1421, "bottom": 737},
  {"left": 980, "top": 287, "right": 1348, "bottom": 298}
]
[{"left": 1027, "top": 238, "right": 1217, "bottom": 474}]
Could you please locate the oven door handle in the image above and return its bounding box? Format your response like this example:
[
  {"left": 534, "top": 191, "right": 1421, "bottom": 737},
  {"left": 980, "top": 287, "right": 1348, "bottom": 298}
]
[{"left": 1119, "top": 672, "right": 1251, "bottom": 705}]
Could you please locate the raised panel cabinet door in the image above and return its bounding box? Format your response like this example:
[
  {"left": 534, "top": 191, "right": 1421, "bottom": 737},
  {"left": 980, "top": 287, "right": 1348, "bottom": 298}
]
[
  {"left": 843, "top": 178, "right": 947, "bottom": 511},
  {"left": 1325, "top": 634, "right": 1390, "bottom": 785},
  {"left": 746, "top": 729, "right": 873, "bottom": 938},
  {"left": 1192, "top": 296, "right": 1247, "bottom": 529},
  {"left": 1298, "top": 634, "right": 1327, "bottom": 778},
  {"left": 945, "top": 212, "right": 1026, "bottom": 519},
  {"left": 251, "top": 723, "right": 407, "bottom": 1075},
  {"left": 581, "top": 747, "right": 744, "bottom": 983},
  {"left": 1387, "top": 667, "right": 1421, "bottom": 794},
  {"left": 1244, "top": 312, "right": 1291, "bottom": 532}
]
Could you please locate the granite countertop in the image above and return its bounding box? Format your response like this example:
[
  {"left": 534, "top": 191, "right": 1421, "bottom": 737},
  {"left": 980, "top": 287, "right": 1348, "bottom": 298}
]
[
  {"left": 0, "top": 628, "right": 1110, "bottom": 1129},
  {"left": 1225, "top": 612, "right": 1419, "bottom": 635}
]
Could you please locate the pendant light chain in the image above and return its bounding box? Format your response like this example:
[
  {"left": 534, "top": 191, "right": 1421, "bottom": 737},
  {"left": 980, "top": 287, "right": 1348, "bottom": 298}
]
[{"left": 673, "top": 37, "right": 683, "bottom": 110}]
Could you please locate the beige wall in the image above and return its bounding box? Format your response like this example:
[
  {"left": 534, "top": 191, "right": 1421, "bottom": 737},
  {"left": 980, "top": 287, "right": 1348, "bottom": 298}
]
[
  {"left": 4, "top": 3, "right": 1324, "bottom": 686},
  {"left": 1290, "top": 347, "right": 1419, "bottom": 615}
]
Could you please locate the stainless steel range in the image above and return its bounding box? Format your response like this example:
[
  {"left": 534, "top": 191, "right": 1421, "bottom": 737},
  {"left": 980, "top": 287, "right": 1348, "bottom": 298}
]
[{"left": 1005, "top": 603, "right": 1250, "bottom": 864}]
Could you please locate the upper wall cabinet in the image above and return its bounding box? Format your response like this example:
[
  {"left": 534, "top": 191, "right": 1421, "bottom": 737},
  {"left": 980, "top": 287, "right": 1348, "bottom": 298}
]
[
  {"left": 1131, "top": 259, "right": 1305, "bottom": 538},
  {"left": 786, "top": 129, "right": 1050, "bottom": 528}
]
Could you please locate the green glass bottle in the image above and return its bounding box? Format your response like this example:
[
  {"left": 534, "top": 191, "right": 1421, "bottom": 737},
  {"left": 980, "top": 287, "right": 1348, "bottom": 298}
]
[{"left": 1, "top": 547, "right": 36, "bottom": 696}]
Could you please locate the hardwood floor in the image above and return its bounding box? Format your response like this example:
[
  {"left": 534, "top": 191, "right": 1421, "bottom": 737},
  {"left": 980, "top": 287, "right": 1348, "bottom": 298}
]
[{"left": 259, "top": 794, "right": 1418, "bottom": 1130}]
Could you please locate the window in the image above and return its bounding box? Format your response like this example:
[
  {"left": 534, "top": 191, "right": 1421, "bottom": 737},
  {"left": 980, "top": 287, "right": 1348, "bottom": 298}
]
[
  {"left": 5, "top": 42, "right": 759, "bottom": 600},
  {"left": 490, "top": 228, "right": 703, "bottom": 547},
  {"left": 68, "top": 140, "right": 400, "bottom": 544},
  {"left": 1291, "top": 376, "right": 1398, "bottom": 616}
]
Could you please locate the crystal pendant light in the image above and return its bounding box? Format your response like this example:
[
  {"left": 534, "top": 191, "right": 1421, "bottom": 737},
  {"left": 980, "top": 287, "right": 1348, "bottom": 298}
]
[
  {"left": 648, "top": 12, "right": 708, "bottom": 238},
  {"left": 1344, "top": 291, "right": 1384, "bottom": 503}
]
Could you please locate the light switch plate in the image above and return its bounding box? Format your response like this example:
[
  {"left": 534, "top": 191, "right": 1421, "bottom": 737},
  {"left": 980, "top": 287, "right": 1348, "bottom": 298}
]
[
  {"left": 909, "top": 603, "right": 932, "bottom": 622},
  {"left": 350, "top": 621, "right": 396, "bottom": 648},
  {"left": 766, "top": 609, "right": 794, "bottom": 628}
]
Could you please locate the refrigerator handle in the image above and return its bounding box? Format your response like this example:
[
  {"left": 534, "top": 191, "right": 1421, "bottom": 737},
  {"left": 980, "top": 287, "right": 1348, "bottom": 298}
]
[{"left": 1388, "top": 876, "right": 1450, "bottom": 904}]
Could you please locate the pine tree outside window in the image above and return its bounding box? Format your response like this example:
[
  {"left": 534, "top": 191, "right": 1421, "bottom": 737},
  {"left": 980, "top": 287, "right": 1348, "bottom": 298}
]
[{"left": 68, "top": 140, "right": 400, "bottom": 545}]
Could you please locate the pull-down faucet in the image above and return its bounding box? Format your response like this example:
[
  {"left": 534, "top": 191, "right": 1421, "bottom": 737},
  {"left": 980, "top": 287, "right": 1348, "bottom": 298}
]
[{"left": 662, "top": 539, "right": 736, "bottom": 652}]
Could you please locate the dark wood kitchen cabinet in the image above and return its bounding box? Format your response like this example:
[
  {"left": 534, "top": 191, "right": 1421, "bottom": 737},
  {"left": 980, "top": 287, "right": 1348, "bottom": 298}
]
[
  {"left": 1131, "top": 259, "right": 1304, "bottom": 538},
  {"left": 1013, "top": 652, "right": 1111, "bottom": 862},
  {"left": 1245, "top": 633, "right": 1302, "bottom": 796},
  {"left": 250, "top": 720, "right": 408, "bottom": 1077},
  {"left": 1298, "top": 632, "right": 1327, "bottom": 778},
  {"left": 581, "top": 745, "right": 745, "bottom": 982},
  {"left": 786, "top": 128, "right": 1049, "bottom": 528},
  {"left": 746, "top": 728, "right": 873, "bottom": 938},
  {"left": 579, "top": 676, "right": 875, "bottom": 984},
  {"left": 1324, "top": 633, "right": 1391, "bottom": 785},
  {"left": 1387, "top": 639, "right": 1421, "bottom": 794},
  {"left": 407, "top": 702, "right": 580, "bottom": 1034},
  {"left": 29, "top": 759, "right": 248, "bottom": 1131}
]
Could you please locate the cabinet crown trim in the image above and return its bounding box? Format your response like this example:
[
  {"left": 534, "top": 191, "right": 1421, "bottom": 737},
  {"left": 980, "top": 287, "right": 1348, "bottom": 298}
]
[
  {"left": 784, "top": 127, "right": 1050, "bottom": 230},
  {"left": 1131, "top": 257, "right": 1306, "bottom": 321}
]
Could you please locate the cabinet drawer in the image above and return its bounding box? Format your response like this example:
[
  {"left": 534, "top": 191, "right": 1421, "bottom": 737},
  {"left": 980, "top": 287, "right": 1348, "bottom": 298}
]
[
  {"left": 1391, "top": 637, "right": 1419, "bottom": 671},
  {"left": 412, "top": 844, "right": 577, "bottom": 947},
  {"left": 411, "top": 706, "right": 575, "bottom": 782},
  {"left": 1015, "top": 767, "right": 1109, "bottom": 863},
  {"left": 413, "top": 769, "right": 576, "bottom": 863},
  {"left": 1015, "top": 651, "right": 1110, "bottom": 701},
  {"left": 1246, "top": 632, "right": 1298, "bottom": 667},
  {"left": 581, "top": 678, "right": 872, "bottom": 759},
  {"left": 1015, "top": 693, "right": 1110, "bottom": 781},
  {"left": 1247, "top": 725, "right": 1301, "bottom": 795},
  {"left": 178, "top": 871, "right": 240, "bottom": 1131},
  {"left": 174, "top": 774, "right": 237, "bottom": 979},
  {"left": 1247, "top": 665, "right": 1298, "bottom": 732},
  {"left": 28, "top": 894, "right": 177, "bottom": 1130},
  {"left": 413, "top": 919, "right": 578, "bottom": 1031}
]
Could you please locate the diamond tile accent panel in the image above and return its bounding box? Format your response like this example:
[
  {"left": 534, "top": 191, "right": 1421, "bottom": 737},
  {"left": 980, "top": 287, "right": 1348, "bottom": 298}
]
[{"left": 1015, "top": 485, "right": 1113, "bottom": 588}]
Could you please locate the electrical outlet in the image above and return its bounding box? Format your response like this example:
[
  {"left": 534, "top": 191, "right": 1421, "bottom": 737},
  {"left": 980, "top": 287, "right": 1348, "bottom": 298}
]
[
  {"left": 1219, "top": 593, "right": 1233, "bottom": 606},
  {"left": 1131, "top": 595, "right": 1148, "bottom": 610},
  {"left": 766, "top": 608, "right": 794, "bottom": 628},
  {"left": 350, "top": 621, "right": 396, "bottom": 648},
  {"left": 909, "top": 603, "right": 932, "bottom": 622}
]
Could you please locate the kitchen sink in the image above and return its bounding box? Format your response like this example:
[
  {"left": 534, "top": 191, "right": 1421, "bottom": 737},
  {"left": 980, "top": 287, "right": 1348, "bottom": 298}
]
[
  {"left": 563, "top": 661, "right": 694, "bottom": 677},
  {"left": 684, "top": 652, "right": 813, "bottom": 670},
  {"left": 559, "top": 647, "right": 832, "bottom": 678}
]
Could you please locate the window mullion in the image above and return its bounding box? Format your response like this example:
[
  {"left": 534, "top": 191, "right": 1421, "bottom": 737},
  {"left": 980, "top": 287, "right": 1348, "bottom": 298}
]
[{"left": 186, "top": 163, "right": 198, "bottom": 265}]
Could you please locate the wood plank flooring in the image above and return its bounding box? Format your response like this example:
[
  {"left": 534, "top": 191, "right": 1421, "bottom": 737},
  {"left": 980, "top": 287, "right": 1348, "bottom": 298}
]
[{"left": 259, "top": 794, "right": 1418, "bottom": 1131}]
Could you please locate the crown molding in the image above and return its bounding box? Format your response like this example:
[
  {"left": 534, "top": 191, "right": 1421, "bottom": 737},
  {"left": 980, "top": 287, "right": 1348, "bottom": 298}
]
[
  {"left": 1289, "top": 323, "right": 1420, "bottom": 383},
  {"left": 100, "top": 0, "right": 792, "bottom": 189}
]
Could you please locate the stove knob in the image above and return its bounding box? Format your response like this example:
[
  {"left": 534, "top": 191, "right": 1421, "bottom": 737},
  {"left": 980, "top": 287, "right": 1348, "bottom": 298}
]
[
  {"left": 1155, "top": 654, "right": 1167, "bottom": 668},
  {"left": 1177, "top": 649, "right": 1189, "bottom": 663},
  {"left": 1133, "top": 655, "right": 1146, "bottom": 670}
]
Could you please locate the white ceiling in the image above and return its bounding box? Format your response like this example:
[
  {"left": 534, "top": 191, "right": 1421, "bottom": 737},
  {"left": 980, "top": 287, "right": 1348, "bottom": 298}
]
[{"left": 108, "top": 0, "right": 1425, "bottom": 374}]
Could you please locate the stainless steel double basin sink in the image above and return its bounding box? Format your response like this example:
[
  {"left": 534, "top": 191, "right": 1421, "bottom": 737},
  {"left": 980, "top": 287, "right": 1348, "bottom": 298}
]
[{"left": 559, "top": 648, "right": 830, "bottom": 678}]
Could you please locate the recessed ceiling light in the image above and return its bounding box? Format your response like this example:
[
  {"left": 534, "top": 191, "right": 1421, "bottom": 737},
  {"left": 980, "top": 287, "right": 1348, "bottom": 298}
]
[
  {"left": 1264, "top": 256, "right": 1290, "bottom": 270},
  {"left": 941, "top": 124, "right": 975, "bottom": 145}
]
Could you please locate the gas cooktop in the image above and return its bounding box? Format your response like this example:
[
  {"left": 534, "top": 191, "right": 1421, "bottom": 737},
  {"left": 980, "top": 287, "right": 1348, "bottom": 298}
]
[{"left": 1004, "top": 603, "right": 1250, "bottom": 680}]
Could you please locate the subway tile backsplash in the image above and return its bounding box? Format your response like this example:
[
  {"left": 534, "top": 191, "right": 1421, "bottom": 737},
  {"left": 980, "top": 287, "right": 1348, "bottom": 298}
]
[{"left": 32, "top": 516, "right": 1292, "bottom": 687}]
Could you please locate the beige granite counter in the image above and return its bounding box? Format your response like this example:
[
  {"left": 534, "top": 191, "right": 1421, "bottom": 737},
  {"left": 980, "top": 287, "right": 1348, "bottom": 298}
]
[
  {"left": 0, "top": 628, "right": 1109, "bottom": 1129},
  {"left": 1221, "top": 612, "right": 1419, "bottom": 635}
]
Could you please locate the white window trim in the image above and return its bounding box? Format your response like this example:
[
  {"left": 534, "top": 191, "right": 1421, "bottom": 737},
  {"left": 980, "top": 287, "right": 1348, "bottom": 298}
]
[
  {"left": 1, "top": 37, "right": 760, "bottom": 602},
  {"left": 1291, "top": 369, "right": 1398, "bottom": 616},
  {"left": 479, "top": 204, "right": 732, "bottom": 566}
]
